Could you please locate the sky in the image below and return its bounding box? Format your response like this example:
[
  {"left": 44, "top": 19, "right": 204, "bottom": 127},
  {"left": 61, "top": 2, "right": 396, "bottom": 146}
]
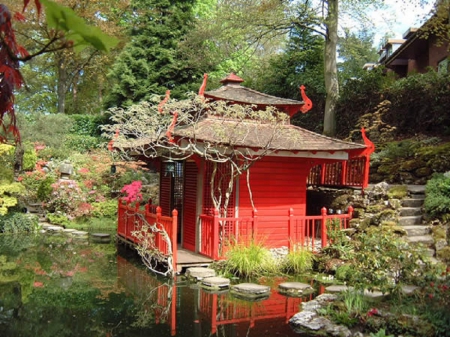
[{"left": 370, "top": 0, "right": 435, "bottom": 46}]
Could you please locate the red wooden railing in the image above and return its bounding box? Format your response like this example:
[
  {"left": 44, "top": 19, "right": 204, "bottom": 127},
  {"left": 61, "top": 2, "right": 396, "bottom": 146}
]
[
  {"left": 307, "top": 157, "right": 368, "bottom": 188},
  {"left": 199, "top": 206, "right": 353, "bottom": 260},
  {"left": 117, "top": 199, "right": 178, "bottom": 275}
]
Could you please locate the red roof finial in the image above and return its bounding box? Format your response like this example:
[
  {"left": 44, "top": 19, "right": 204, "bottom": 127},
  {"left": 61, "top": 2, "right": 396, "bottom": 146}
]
[
  {"left": 220, "top": 73, "right": 244, "bottom": 85},
  {"left": 299, "top": 85, "right": 313, "bottom": 113}
]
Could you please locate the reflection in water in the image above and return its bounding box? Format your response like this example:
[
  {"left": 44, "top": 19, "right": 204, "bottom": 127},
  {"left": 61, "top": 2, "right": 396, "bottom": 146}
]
[{"left": 0, "top": 234, "right": 318, "bottom": 336}]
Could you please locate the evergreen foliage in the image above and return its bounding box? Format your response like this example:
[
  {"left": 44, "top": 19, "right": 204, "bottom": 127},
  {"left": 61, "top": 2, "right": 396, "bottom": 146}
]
[{"left": 105, "top": 0, "right": 202, "bottom": 107}]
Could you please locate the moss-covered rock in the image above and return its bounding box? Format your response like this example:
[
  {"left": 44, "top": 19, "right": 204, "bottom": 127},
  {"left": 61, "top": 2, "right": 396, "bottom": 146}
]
[
  {"left": 400, "top": 159, "right": 426, "bottom": 172},
  {"left": 436, "top": 246, "right": 450, "bottom": 263},
  {"left": 387, "top": 185, "right": 408, "bottom": 199}
]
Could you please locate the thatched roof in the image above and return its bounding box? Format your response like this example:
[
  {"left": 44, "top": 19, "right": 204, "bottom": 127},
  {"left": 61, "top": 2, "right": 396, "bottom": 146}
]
[
  {"left": 174, "top": 117, "right": 365, "bottom": 152},
  {"left": 204, "top": 73, "right": 305, "bottom": 109}
]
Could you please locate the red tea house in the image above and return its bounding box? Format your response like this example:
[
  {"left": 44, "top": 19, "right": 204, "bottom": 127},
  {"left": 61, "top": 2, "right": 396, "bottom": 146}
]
[{"left": 117, "top": 73, "right": 374, "bottom": 266}]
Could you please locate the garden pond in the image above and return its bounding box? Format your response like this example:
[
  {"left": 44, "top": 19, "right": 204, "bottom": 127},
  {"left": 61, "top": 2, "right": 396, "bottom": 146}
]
[{"left": 0, "top": 232, "right": 321, "bottom": 337}]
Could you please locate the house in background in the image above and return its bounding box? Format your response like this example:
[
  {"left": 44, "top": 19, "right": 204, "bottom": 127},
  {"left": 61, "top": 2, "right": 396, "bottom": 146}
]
[
  {"left": 117, "top": 74, "right": 375, "bottom": 273},
  {"left": 378, "top": 17, "right": 449, "bottom": 77}
]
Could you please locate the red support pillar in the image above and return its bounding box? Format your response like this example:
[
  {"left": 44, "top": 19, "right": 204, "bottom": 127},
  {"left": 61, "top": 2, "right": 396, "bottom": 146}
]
[
  {"left": 213, "top": 209, "right": 220, "bottom": 260},
  {"left": 288, "top": 208, "right": 294, "bottom": 252},
  {"left": 172, "top": 209, "right": 178, "bottom": 275},
  {"left": 321, "top": 207, "right": 328, "bottom": 248},
  {"left": 320, "top": 163, "right": 326, "bottom": 185}
]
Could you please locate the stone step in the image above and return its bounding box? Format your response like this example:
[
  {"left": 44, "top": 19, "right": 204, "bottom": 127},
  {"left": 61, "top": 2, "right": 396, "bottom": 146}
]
[
  {"left": 398, "top": 216, "right": 423, "bottom": 226},
  {"left": 401, "top": 225, "right": 430, "bottom": 236},
  {"left": 402, "top": 198, "right": 425, "bottom": 208},
  {"left": 406, "top": 185, "right": 426, "bottom": 194},
  {"left": 406, "top": 235, "right": 434, "bottom": 246},
  {"left": 399, "top": 207, "right": 422, "bottom": 217}
]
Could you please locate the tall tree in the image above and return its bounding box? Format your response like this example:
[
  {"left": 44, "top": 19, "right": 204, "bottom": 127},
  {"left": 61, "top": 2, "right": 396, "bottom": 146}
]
[
  {"left": 183, "top": 0, "right": 383, "bottom": 136},
  {"left": 105, "top": 0, "right": 201, "bottom": 108},
  {"left": 338, "top": 28, "right": 378, "bottom": 83}
]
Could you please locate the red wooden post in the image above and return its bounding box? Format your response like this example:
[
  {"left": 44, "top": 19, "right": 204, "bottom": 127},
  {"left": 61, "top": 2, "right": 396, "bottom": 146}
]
[
  {"left": 346, "top": 205, "right": 354, "bottom": 229},
  {"left": 321, "top": 207, "right": 328, "bottom": 248},
  {"left": 171, "top": 209, "right": 178, "bottom": 275},
  {"left": 212, "top": 209, "right": 220, "bottom": 260},
  {"left": 341, "top": 161, "right": 347, "bottom": 186},
  {"left": 252, "top": 209, "right": 258, "bottom": 243},
  {"left": 320, "top": 163, "right": 326, "bottom": 185},
  {"left": 288, "top": 208, "right": 294, "bottom": 252},
  {"left": 156, "top": 206, "right": 162, "bottom": 250}
]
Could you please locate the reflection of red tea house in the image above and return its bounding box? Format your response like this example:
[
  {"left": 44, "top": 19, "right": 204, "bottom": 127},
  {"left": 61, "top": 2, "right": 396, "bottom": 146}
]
[
  {"left": 117, "top": 255, "right": 322, "bottom": 336},
  {"left": 117, "top": 73, "right": 374, "bottom": 272}
]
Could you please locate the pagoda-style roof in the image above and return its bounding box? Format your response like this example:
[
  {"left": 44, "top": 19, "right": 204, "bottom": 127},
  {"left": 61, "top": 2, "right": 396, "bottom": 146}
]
[
  {"left": 202, "top": 73, "right": 311, "bottom": 117},
  {"left": 174, "top": 116, "right": 366, "bottom": 159}
]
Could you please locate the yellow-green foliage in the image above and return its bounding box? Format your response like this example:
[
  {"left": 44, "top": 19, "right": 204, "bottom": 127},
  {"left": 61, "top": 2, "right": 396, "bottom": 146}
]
[
  {"left": 0, "top": 182, "right": 25, "bottom": 215},
  {"left": 22, "top": 148, "right": 38, "bottom": 171}
]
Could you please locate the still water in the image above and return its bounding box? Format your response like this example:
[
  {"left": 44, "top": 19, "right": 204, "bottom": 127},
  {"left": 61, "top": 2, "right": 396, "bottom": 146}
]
[{"left": 0, "top": 233, "right": 315, "bottom": 337}]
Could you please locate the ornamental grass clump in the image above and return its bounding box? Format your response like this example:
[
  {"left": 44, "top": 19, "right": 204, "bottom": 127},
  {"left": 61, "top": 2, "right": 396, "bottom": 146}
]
[
  {"left": 222, "top": 240, "right": 279, "bottom": 279},
  {"left": 283, "top": 245, "right": 315, "bottom": 274}
]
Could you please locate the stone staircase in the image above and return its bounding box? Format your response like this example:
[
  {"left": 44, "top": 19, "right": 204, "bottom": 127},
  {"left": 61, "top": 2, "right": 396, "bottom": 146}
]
[{"left": 398, "top": 185, "right": 435, "bottom": 256}]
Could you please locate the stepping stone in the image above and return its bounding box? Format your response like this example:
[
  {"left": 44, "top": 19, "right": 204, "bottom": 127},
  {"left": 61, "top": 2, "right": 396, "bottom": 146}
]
[
  {"left": 325, "top": 285, "right": 353, "bottom": 293},
  {"left": 63, "top": 228, "right": 77, "bottom": 234},
  {"left": 363, "top": 289, "right": 385, "bottom": 298},
  {"left": 72, "top": 231, "right": 89, "bottom": 238},
  {"left": 402, "top": 285, "right": 419, "bottom": 294},
  {"left": 231, "top": 283, "right": 270, "bottom": 300},
  {"left": 185, "top": 267, "right": 216, "bottom": 281},
  {"left": 201, "top": 277, "right": 230, "bottom": 289},
  {"left": 90, "top": 233, "right": 111, "bottom": 243},
  {"left": 279, "top": 282, "right": 314, "bottom": 297},
  {"left": 46, "top": 225, "right": 64, "bottom": 232}
]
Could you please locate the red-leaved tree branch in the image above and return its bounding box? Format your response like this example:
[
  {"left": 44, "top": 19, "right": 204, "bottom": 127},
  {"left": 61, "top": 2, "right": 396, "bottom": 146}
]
[{"left": 0, "top": 0, "right": 118, "bottom": 143}]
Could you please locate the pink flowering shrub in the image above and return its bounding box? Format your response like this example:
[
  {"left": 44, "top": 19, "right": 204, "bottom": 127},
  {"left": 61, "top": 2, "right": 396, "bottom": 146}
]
[
  {"left": 121, "top": 180, "right": 143, "bottom": 203},
  {"left": 45, "top": 180, "right": 92, "bottom": 218}
]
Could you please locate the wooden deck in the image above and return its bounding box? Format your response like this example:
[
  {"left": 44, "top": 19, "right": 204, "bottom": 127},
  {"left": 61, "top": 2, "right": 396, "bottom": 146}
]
[{"left": 176, "top": 247, "right": 213, "bottom": 272}]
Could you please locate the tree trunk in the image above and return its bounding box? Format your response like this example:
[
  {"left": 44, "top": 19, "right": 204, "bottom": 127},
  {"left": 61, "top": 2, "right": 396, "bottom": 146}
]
[
  {"left": 323, "top": 0, "right": 339, "bottom": 137},
  {"left": 57, "top": 53, "right": 67, "bottom": 114}
]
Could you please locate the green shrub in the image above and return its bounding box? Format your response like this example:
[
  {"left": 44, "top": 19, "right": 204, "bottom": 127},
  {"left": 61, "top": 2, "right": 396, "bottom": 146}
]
[
  {"left": 424, "top": 172, "right": 450, "bottom": 219},
  {"left": 0, "top": 212, "right": 39, "bottom": 233},
  {"left": 47, "top": 213, "right": 71, "bottom": 227},
  {"left": 0, "top": 144, "right": 14, "bottom": 182},
  {"left": 91, "top": 200, "right": 118, "bottom": 218},
  {"left": 68, "top": 114, "right": 109, "bottom": 137},
  {"left": 36, "top": 176, "right": 56, "bottom": 202},
  {"left": 348, "top": 226, "right": 433, "bottom": 294},
  {"left": 64, "top": 134, "right": 101, "bottom": 152}
]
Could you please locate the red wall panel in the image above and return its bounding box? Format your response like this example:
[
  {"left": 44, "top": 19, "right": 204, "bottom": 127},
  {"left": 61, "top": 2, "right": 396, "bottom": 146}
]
[
  {"left": 238, "top": 156, "right": 309, "bottom": 248},
  {"left": 183, "top": 161, "right": 198, "bottom": 251}
]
